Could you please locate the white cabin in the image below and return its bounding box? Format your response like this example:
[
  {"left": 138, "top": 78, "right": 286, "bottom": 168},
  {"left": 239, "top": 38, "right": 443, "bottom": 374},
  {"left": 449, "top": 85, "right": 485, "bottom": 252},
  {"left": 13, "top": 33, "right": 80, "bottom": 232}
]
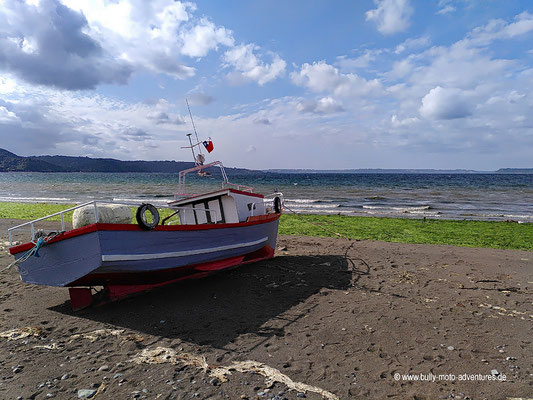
[{"left": 168, "top": 189, "right": 266, "bottom": 225}]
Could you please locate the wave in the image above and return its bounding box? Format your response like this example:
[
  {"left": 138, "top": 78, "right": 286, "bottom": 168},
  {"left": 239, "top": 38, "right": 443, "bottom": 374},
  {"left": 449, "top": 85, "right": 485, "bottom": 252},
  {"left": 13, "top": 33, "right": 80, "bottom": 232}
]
[
  {"left": 112, "top": 197, "right": 170, "bottom": 205},
  {"left": 286, "top": 203, "right": 341, "bottom": 209},
  {"left": 0, "top": 196, "right": 72, "bottom": 203},
  {"left": 362, "top": 205, "right": 431, "bottom": 211},
  {"left": 284, "top": 198, "right": 320, "bottom": 204},
  {"left": 485, "top": 213, "right": 533, "bottom": 220},
  {"left": 287, "top": 209, "right": 347, "bottom": 215}
]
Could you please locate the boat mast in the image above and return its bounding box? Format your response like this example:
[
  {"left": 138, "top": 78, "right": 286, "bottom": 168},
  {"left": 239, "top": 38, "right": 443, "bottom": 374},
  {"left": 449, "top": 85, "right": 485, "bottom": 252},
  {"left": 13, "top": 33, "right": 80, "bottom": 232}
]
[
  {"left": 186, "top": 98, "right": 203, "bottom": 158},
  {"left": 186, "top": 133, "right": 196, "bottom": 163}
]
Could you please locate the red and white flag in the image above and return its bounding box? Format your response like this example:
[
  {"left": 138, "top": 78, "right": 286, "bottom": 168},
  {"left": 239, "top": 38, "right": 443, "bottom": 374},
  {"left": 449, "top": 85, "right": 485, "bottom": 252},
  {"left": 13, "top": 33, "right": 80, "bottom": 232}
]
[{"left": 202, "top": 139, "right": 214, "bottom": 153}]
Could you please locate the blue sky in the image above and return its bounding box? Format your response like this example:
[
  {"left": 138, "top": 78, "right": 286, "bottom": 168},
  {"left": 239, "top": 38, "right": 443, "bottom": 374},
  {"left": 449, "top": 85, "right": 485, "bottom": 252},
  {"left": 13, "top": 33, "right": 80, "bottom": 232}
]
[{"left": 1, "top": 0, "right": 533, "bottom": 170}]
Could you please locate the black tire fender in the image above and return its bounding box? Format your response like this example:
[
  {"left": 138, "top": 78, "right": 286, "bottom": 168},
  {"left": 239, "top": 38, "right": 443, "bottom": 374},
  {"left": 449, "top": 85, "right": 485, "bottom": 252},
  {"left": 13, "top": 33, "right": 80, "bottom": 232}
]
[
  {"left": 136, "top": 203, "right": 160, "bottom": 230},
  {"left": 273, "top": 196, "right": 282, "bottom": 214}
]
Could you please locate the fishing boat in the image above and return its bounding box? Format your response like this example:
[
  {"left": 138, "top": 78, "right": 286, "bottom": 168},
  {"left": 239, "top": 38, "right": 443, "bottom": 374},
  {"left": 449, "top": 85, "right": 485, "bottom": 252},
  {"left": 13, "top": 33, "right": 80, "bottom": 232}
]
[{"left": 7, "top": 122, "right": 283, "bottom": 310}]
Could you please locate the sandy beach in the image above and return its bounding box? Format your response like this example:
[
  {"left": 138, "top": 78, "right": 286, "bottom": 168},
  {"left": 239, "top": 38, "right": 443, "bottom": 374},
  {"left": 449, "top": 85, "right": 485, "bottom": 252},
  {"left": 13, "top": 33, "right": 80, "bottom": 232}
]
[{"left": 0, "top": 218, "right": 532, "bottom": 399}]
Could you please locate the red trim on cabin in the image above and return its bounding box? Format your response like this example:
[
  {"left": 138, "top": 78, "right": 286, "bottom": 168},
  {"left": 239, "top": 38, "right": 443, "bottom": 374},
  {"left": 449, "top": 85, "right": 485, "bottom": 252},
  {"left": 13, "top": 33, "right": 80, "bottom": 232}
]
[
  {"left": 9, "top": 213, "right": 281, "bottom": 255},
  {"left": 228, "top": 188, "right": 264, "bottom": 198}
]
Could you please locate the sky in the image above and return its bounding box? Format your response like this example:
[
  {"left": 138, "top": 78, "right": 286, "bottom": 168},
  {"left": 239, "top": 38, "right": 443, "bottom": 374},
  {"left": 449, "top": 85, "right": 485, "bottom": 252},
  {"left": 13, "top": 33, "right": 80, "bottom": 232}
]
[{"left": 1, "top": 0, "right": 533, "bottom": 170}]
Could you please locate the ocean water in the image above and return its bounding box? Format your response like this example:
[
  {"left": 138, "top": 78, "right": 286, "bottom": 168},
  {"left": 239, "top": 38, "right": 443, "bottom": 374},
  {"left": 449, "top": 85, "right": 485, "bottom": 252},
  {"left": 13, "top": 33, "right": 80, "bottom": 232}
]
[{"left": 0, "top": 172, "right": 532, "bottom": 222}]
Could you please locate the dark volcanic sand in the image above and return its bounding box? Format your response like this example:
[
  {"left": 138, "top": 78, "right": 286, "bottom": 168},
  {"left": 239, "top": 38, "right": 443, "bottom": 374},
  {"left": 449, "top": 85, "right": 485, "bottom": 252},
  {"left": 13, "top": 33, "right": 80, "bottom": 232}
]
[{"left": 0, "top": 219, "right": 532, "bottom": 400}]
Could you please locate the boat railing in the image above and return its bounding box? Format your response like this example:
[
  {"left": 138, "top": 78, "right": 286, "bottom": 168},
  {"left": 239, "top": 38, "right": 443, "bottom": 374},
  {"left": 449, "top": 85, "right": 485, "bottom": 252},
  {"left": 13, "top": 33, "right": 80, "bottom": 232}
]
[
  {"left": 176, "top": 160, "right": 253, "bottom": 197},
  {"left": 7, "top": 200, "right": 217, "bottom": 246}
]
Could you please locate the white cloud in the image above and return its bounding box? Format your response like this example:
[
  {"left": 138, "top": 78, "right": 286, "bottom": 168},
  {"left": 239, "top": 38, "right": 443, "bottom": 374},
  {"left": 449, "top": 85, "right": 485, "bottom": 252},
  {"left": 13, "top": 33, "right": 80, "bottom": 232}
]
[
  {"left": 179, "top": 18, "right": 234, "bottom": 58},
  {"left": 366, "top": 0, "right": 413, "bottom": 35},
  {"left": 468, "top": 12, "right": 533, "bottom": 46},
  {"left": 437, "top": 0, "right": 456, "bottom": 15},
  {"left": 391, "top": 114, "right": 419, "bottom": 127},
  {"left": 410, "top": 42, "right": 513, "bottom": 90},
  {"left": 291, "top": 61, "right": 382, "bottom": 97},
  {"left": 372, "top": 11, "right": 533, "bottom": 162},
  {"left": 419, "top": 86, "right": 473, "bottom": 120},
  {"left": 388, "top": 57, "right": 415, "bottom": 79},
  {"left": 62, "top": 0, "right": 191, "bottom": 41},
  {"left": 0, "top": 76, "right": 17, "bottom": 94},
  {"left": 0, "top": 105, "right": 18, "bottom": 122},
  {"left": 394, "top": 36, "right": 430, "bottom": 54},
  {"left": 0, "top": 0, "right": 133, "bottom": 89},
  {"left": 336, "top": 50, "right": 382, "bottom": 71},
  {"left": 147, "top": 110, "right": 186, "bottom": 125},
  {"left": 0, "top": 80, "right": 195, "bottom": 159},
  {"left": 253, "top": 117, "right": 271, "bottom": 125},
  {"left": 187, "top": 92, "right": 214, "bottom": 106},
  {"left": 297, "top": 97, "right": 344, "bottom": 114},
  {"left": 1, "top": 0, "right": 284, "bottom": 87},
  {"left": 437, "top": 5, "right": 456, "bottom": 15},
  {"left": 223, "top": 44, "right": 286, "bottom": 85},
  {"left": 64, "top": 0, "right": 197, "bottom": 79}
]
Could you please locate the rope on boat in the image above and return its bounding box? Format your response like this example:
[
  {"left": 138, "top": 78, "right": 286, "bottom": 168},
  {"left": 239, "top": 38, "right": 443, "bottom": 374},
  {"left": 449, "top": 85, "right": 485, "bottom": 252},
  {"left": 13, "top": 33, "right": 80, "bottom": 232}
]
[{"left": 3, "top": 231, "right": 63, "bottom": 274}]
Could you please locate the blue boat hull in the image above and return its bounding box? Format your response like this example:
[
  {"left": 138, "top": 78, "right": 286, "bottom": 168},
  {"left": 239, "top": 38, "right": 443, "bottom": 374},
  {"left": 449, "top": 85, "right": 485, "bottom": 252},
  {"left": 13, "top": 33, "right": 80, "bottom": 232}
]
[{"left": 11, "top": 216, "right": 280, "bottom": 287}]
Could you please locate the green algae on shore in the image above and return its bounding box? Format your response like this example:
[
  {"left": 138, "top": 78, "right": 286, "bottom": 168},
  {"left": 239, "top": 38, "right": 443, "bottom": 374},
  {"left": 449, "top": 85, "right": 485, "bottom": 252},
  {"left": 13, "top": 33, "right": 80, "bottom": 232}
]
[{"left": 279, "top": 213, "right": 533, "bottom": 251}]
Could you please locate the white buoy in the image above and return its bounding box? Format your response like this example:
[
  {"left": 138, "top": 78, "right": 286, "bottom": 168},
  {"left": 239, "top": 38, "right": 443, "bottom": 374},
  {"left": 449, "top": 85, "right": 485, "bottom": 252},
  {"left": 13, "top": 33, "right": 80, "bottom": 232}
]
[{"left": 73, "top": 204, "right": 132, "bottom": 229}]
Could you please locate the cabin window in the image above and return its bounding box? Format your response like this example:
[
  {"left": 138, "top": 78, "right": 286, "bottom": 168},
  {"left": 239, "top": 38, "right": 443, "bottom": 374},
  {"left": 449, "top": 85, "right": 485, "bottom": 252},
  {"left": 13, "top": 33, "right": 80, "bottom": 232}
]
[{"left": 208, "top": 199, "right": 223, "bottom": 223}]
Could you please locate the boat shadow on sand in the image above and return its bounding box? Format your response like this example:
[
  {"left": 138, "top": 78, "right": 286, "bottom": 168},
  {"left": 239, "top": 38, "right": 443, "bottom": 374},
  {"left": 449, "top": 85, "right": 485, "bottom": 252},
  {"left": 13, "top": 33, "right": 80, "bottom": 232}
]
[{"left": 50, "top": 253, "right": 361, "bottom": 349}]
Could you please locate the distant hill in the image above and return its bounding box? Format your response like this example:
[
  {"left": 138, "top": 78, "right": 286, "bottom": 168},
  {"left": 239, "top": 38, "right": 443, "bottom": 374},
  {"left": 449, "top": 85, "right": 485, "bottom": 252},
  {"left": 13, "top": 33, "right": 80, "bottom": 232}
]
[
  {"left": 0, "top": 149, "right": 256, "bottom": 174},
  {"left": 495, "top": 168, "right": 533, "bottom": 174},
  {"left": 267, "top": 168, "right": 533, "bottom": 174},
  {"left": 35, "top": 154, "right": 194, "bottom": 173},
  {"left": 266, "top": 168, "right": 487, "bottom": 174},
  {"left": 0, "top": 149, "right": 66, "bottom": 172}
]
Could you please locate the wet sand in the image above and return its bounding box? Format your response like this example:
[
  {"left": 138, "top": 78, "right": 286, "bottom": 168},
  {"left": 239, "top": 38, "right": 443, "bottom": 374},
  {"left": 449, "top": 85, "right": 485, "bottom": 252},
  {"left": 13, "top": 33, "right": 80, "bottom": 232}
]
[{"left": 0, "top": 219, "right": 532, "bottom": 399}]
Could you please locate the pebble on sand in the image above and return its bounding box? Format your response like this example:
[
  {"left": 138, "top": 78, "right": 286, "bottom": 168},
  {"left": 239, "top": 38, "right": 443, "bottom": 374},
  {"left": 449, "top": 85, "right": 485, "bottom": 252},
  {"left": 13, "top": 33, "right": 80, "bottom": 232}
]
[{"left": 77, "top": 389, "right": 97, "bottom": 399}]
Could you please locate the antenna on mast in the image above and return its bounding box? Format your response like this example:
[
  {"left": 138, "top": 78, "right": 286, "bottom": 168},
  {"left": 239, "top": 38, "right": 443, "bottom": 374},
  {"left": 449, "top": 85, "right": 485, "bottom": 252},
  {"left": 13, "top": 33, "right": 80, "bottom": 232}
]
[
  {"left": 186, "top": 98, "right": 203, "bottom": 157},
  {"left": 183, "top": 98, "right": 206, "bottom": 168}
]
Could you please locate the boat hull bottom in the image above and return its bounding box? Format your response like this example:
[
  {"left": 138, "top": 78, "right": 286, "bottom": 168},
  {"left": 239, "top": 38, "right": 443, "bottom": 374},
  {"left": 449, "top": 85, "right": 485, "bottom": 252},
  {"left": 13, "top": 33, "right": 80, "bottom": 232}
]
[{"left": 68, "top": 244, "right": 274, "bottom": 310}]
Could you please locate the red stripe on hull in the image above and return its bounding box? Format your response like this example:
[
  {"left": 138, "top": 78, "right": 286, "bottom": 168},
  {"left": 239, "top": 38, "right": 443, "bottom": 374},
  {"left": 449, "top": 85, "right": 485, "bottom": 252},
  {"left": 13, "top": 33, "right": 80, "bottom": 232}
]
[{"left": 10, "top": 213, "right": 281, "bottom": 255}]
